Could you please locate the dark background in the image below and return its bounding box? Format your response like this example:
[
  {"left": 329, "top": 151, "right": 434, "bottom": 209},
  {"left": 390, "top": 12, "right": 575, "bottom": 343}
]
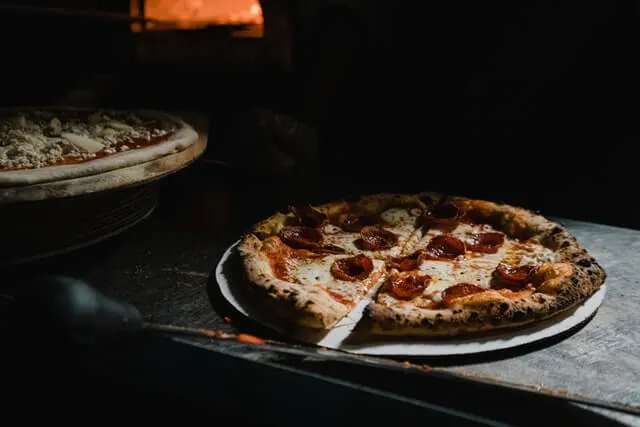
[
  {"left": 0, "top": 2, "right": 638, "bottom": 423},
  {"left": 0, "top": 0, "right": 638, "bottom": 226}
]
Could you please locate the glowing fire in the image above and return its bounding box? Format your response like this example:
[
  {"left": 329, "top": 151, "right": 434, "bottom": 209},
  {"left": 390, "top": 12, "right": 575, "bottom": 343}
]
[{"left": 132, "top": 0, "right": 263, "bottom": 30}]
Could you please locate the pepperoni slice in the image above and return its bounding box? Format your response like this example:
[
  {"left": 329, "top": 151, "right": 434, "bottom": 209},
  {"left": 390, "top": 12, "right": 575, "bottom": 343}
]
[
  {"left": 441, "top": 283, "right": 485, "bottom": 306},
  {"left": 465, "top": 208, "right": 502, "bottom": 230},
  {"left": 289, "top": 205, "right": 327, "bottom": 227},
  {"left": 432, "top": 201, "right": 463, "bottom": 220},
  {"left": 355, "top": 226, "right": 399, "bottom": 251},
  {"left": 334, "top": 212, "right": 380, "bottom": 232},
  {"left": 389, "top": 271, "right": 431, "bottom": 300},
  {"left": 467, "top": 232, "right": 505, "bottom": 253},
  {"left": 330, "top": 255, "right": 374, "bottom": 281},
  {"left": 424, "top": 235, "right": 466, "bottom": 260},
  {"left": 278, "top": 226, "right": 323, "bottom": 249},
  {"left": 420, "top": 201, "right": 464, "bottom": 229},
  {"left": 493, "top": 263, "right": 536, "bottom": 289},
  {"left": 388, "top": 250, "right": 425, "bottom": 271}
]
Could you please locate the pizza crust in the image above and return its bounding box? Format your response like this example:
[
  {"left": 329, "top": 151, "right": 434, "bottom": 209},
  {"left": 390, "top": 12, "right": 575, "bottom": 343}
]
[
  {"left": 366, "top": 196, "right": 607, "bottom": 337},
  {"left": 238, "top": 233, "right": 350, "bottom": 328},
  {"left": 0, "top": 108, "right": 199, "bottom": 187}
]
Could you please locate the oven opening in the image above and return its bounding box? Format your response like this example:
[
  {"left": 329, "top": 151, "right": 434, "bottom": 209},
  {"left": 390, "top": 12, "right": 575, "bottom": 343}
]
[{"left": 130, "top": 0, "right": 263, "bottom": 37}]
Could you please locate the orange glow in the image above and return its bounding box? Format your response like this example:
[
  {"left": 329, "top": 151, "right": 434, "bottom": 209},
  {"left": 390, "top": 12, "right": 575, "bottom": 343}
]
[{"left": 131, "top": 0, "right": 263, "bottom": 31}]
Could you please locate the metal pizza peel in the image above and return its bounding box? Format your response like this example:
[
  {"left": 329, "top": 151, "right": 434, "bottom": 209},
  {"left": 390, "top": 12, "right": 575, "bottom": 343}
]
[{"left": 2, "top": 275, "right": 638, "bottom": 419}]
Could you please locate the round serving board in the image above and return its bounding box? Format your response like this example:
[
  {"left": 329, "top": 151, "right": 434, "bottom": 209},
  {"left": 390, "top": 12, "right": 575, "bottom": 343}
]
[
  {"left": 0, "top": 131, "right": 207, "bottom": 203},
  {"left": 215, "top": 241, "right": 607, "bottom": 357}
]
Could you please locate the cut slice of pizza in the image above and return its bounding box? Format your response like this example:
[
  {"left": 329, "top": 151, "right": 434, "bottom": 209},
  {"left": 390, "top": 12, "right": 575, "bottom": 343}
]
[
  {"left": 365, "top": 196, "right": 606, "bottom": 336},
  {"left": 239, "top": 233, "right": 386, "bottom": 328},
  {"left": 239, "top": 194, "right": 431, "bottom": 328}
]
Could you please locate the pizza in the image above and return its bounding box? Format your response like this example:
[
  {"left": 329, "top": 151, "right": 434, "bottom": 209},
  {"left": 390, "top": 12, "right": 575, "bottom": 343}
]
[
  {"left": 0, "top": 107, "right": 199, "bottom": 186},
  {"left": 238, "top": 193, "right": 606, "bottom": 337}
]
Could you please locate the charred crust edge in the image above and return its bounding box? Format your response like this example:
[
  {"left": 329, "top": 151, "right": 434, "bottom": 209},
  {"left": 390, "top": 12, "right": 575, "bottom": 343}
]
[{"left": 238, "top": 232, "right": 349, "bottom": 329}]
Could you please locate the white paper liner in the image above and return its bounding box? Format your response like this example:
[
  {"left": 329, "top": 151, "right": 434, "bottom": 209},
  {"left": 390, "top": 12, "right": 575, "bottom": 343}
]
[{"left": 216, "top": 241, "right": 606, "bottom": 356}]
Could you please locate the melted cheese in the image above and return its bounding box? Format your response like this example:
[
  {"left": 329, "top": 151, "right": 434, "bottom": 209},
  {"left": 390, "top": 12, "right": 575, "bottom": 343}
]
[
  {"left": 320, "top": 226, "right": 364, "bottom": 254},
  {"left": 291, "top": 255, "right": 386, "bottom": 303},
  {"left": 321, "top": 207, "right": 421, "bottom": 257},
  {"left": 379, "top": 207, "right": 415, "bottom": 224}
]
